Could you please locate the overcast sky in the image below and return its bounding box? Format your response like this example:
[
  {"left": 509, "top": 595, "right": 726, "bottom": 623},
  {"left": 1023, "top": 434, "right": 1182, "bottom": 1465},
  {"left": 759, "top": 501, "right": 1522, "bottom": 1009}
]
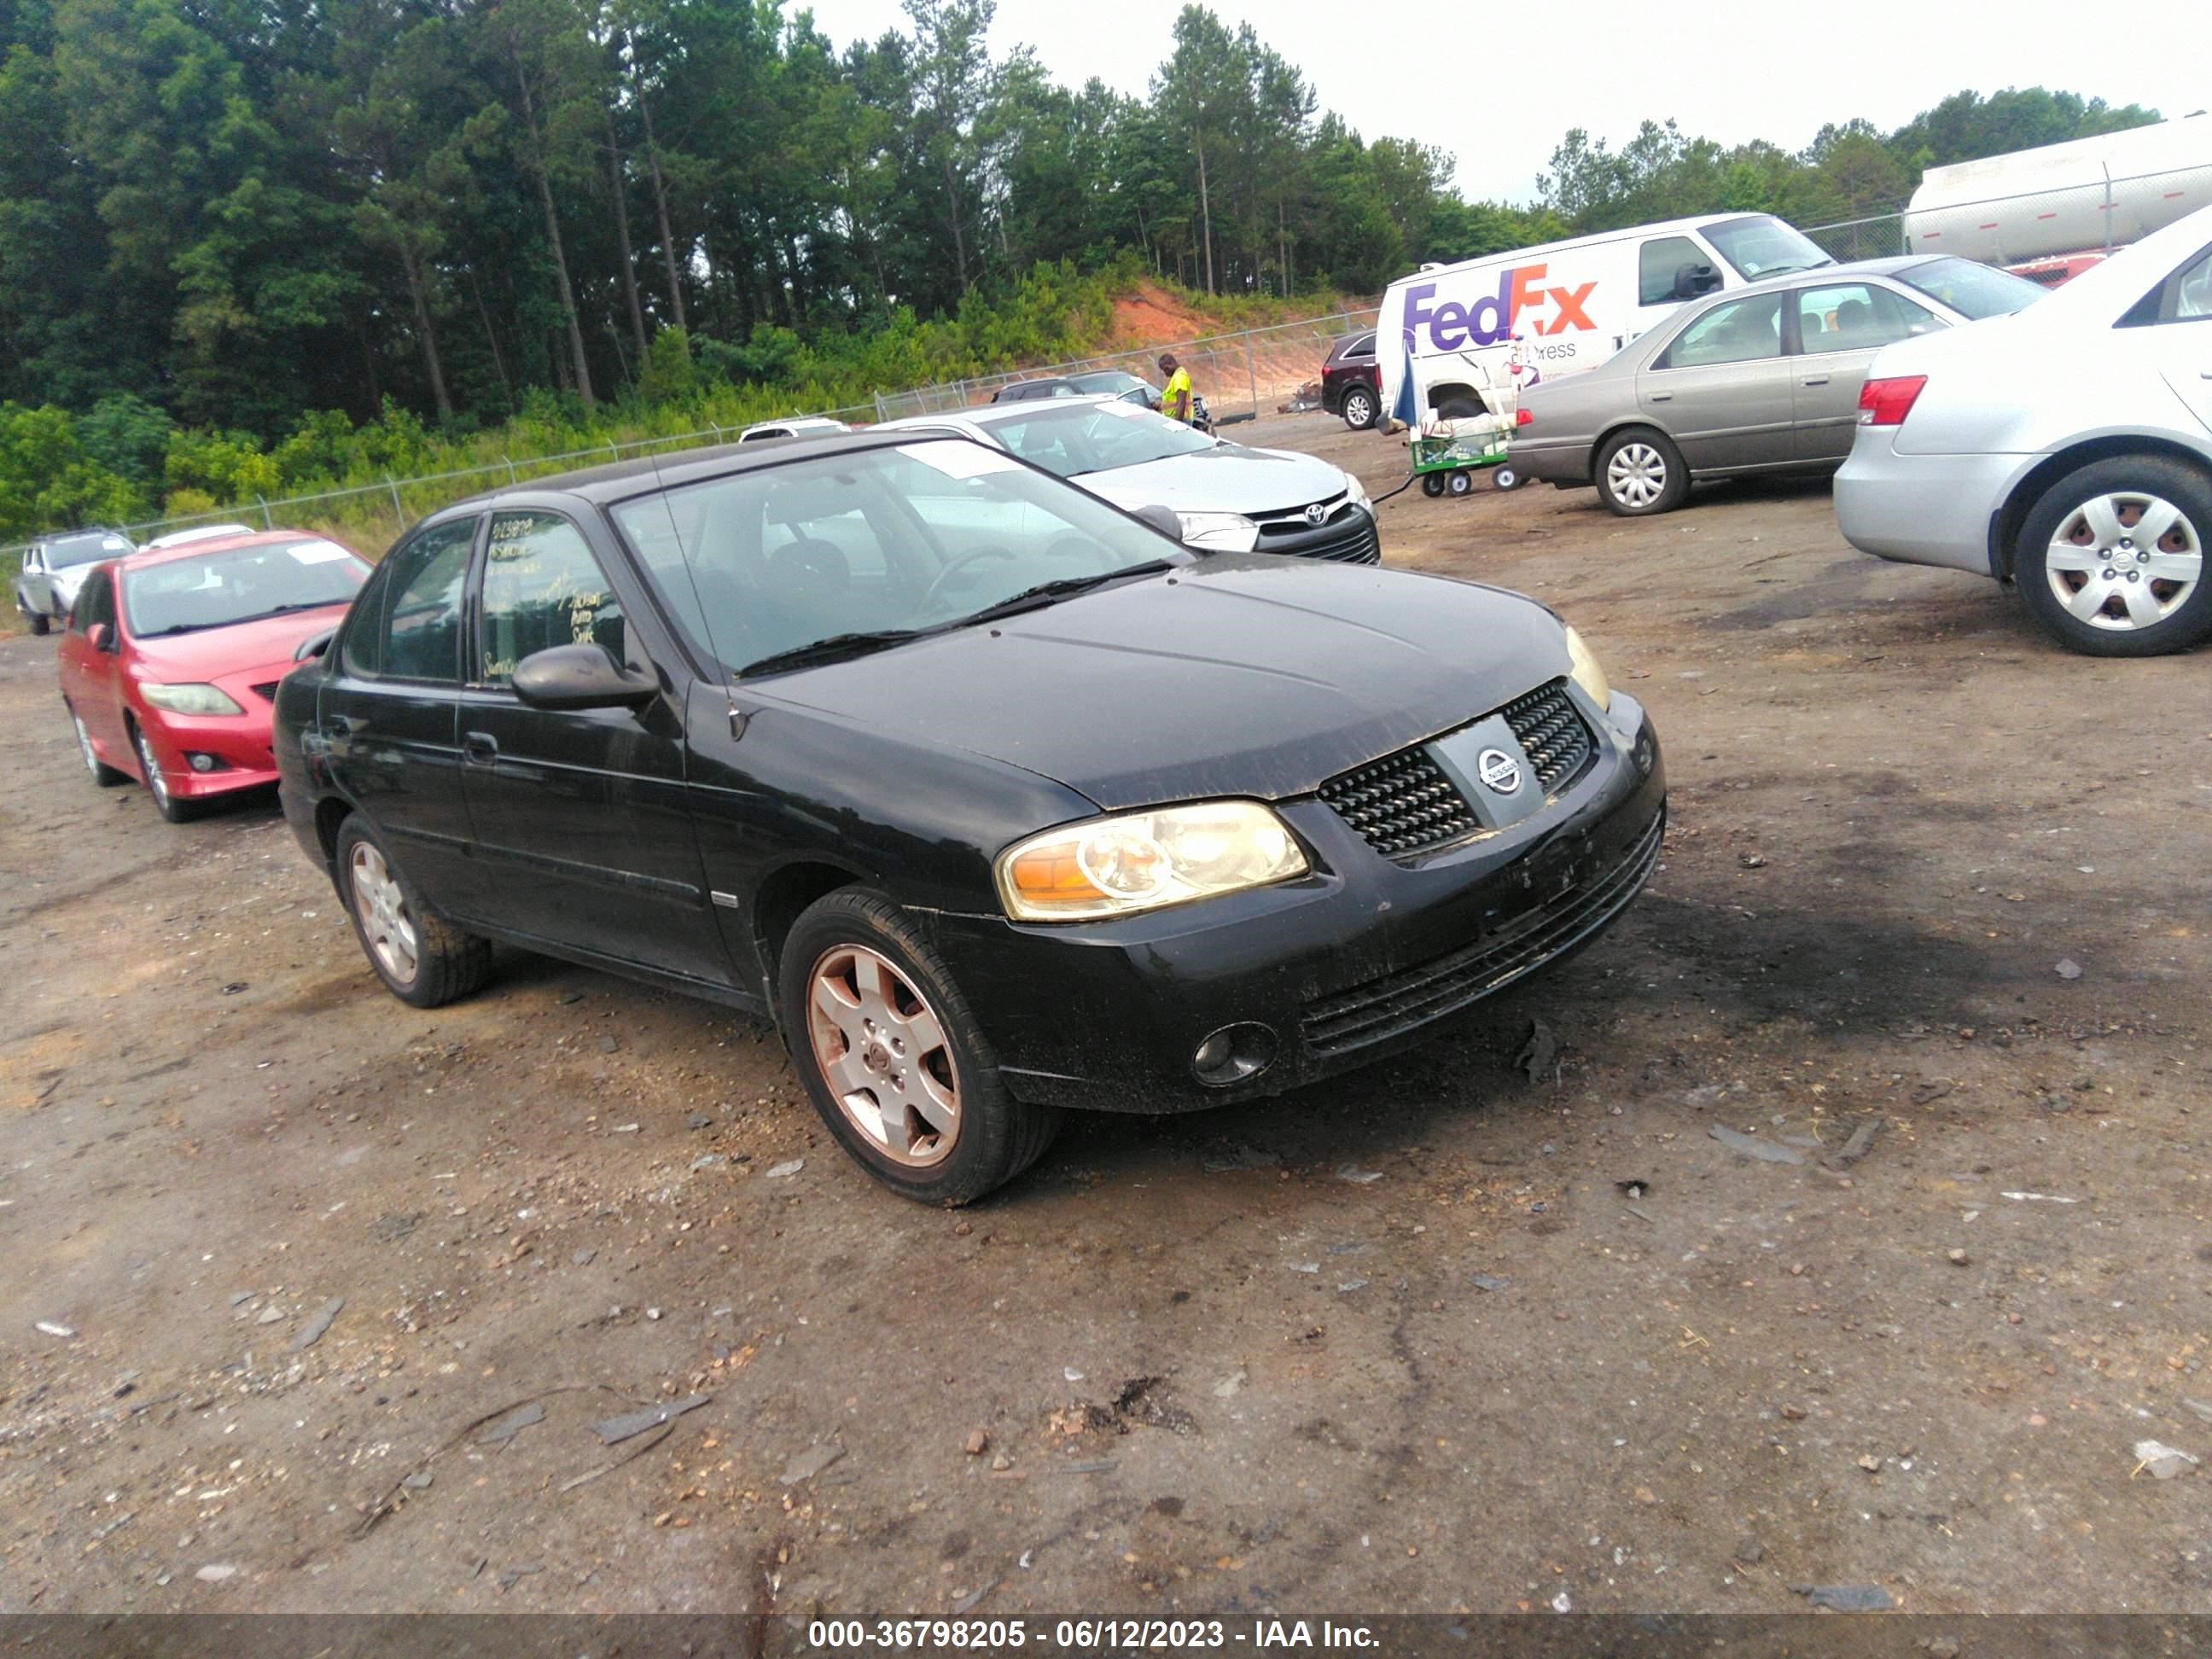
[{"left": 795, "top": 0, "right": 2212, "bottom": 204}]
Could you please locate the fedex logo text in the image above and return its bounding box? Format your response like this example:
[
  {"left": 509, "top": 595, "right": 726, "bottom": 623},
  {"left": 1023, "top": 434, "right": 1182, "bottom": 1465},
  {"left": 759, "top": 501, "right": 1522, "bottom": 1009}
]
[{"left": 1403, "top": 265, "right": 1598, "bottom": 352}]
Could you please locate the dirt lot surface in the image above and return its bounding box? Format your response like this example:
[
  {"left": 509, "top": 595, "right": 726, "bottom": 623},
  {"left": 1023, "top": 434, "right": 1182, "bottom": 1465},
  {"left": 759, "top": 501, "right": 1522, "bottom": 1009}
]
[{"left": 6, "top": 414, "right": 2212, "bottom": 1621}]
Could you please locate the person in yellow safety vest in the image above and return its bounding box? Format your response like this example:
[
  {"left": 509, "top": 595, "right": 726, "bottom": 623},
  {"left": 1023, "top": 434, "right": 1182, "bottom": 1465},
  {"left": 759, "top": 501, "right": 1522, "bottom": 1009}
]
[{"left": 1158, "top": 353, "right": 1193, "bottom": 424}]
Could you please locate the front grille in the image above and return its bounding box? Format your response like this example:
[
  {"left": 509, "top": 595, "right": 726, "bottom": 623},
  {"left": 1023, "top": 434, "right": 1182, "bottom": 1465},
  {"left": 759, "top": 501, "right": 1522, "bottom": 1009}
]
[
  {"left": 1319, "top": 747, "right": 1480, "bottom": 858},
  {"left": 248, "top": 680, "right": 282, "bottom": 703},
  {"left": 1302, "top": 807, "right": 1665, "bottom": 1058},
  {"left": 1254, "top": 498, "right": 1382, "bottom": 565},
  {"left": 1286, "top": 515, "right": 1382, "bottom": 564},
  {"left": 1501, "top": 679, "right": 1594, "bottom": 793}
]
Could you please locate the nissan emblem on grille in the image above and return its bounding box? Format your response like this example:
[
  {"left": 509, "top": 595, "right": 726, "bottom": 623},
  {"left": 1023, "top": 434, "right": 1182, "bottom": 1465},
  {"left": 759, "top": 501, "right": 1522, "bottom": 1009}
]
[
  {"left": 1477, "top": 748, "right": 1522, "bottom": 795},
  {"left": 1303, "top": 502, "right": 1328, "bottom": 526}
]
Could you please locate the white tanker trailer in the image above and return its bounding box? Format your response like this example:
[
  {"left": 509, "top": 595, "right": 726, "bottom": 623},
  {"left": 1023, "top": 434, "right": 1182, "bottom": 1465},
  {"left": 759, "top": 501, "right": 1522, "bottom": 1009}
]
[{"left": 1902, "top": 113, "right": 2212, "bottom": 285}]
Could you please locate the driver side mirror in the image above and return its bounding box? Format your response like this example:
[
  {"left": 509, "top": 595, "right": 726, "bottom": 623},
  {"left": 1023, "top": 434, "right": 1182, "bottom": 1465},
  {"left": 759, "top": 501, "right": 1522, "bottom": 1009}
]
[
  {"left": 1674, "top": 263, "right": 1721, "bottom": 300},
  {"left": 1132, "top": 504, "right": 1184, "bottom": 543},
  {"left": 511, "top": 643, "right": 658, "bottom": 712},
  {"left": 87, "top": 621, "right": 114, "bottom": 653}
]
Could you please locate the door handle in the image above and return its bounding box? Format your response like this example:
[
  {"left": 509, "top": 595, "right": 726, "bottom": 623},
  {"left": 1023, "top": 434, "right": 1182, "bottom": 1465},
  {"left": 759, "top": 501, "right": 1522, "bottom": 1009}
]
[
  {"left": 463, "top": 731, "right": 498, "bottom": 765},
  {"left": 1802, "top": 375, "right": 1830, "bottom": 387},
  {"left": 1648, "top": 392, "right": 1673, "bottom": 403}
]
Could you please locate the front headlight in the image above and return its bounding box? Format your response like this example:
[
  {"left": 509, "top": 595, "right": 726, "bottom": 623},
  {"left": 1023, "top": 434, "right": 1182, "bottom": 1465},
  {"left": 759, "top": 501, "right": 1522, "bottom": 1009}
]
[
  {"left": 1174, "top": 510, "right": 1260, "bottom": 554},
  {"left": 1342, "top": 470, "right": 1371, "bottom": 509},
  {"left": 141, "top": 682, "right": 245, "bottom": 716},
  {"left": 998, "top": 800, "right": 1309, "bottom": 922},
  {"left": 1563, "top": 626, "right": 1612, "bottom": 711}
]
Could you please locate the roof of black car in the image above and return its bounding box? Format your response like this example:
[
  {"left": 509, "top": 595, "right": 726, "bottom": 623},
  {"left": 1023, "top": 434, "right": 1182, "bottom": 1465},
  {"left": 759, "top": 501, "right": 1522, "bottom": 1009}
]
[{"left": 435, "top": 428, "right": 925, "bottom": 516}]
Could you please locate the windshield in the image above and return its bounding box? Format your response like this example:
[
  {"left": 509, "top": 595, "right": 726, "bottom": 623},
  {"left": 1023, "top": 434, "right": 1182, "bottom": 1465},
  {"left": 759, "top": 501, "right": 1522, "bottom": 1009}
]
[
  {"left": 47, "top": 532, "right": 131, "bottom": 569},
  {"left": 1897, "top": 257, "right": 2047, "bottom": 320},
  {"left": 123, "top": 539, "right": 370, "bottom": 636},
  {"left": 979, "top": 401, "right": 1215, "bottom": 479},
  {"left": 1703, "top": 215, "right": 1834, "bottom": 281},
  {"left": 610, "top": 440, "right": 1188, "bottom": 677}
]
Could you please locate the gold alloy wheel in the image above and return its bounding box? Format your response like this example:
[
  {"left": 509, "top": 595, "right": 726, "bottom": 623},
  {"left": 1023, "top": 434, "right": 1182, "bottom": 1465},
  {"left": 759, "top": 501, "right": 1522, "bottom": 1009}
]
[
  {"left": 805, "top": 943, "right": 961, "bottom": 1167},
  {"left": 348, "top": 841, "right": 419, "bottom": 986}
]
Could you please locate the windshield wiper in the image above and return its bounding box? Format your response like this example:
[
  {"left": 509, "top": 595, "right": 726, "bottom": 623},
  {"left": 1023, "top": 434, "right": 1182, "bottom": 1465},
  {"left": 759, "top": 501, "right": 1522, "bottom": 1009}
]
[
  {"left": 952, "top": 561, "right": 1173, "bottom": 625},
  {"left": 737, "top": 628, "right": 922, "bottom": 677}
]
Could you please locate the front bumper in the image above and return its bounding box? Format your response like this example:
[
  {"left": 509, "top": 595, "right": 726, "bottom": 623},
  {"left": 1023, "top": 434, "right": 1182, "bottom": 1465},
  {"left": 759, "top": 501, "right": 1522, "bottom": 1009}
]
[
  {"left": 1834, "top": 435, "right": 2029, "bottom": 578},
  {"left": 925, "top": 691, "right": 1665, "bottom": 1113},
  {"left": 137, "top": 705, "right": 280, "bottom": 798}
]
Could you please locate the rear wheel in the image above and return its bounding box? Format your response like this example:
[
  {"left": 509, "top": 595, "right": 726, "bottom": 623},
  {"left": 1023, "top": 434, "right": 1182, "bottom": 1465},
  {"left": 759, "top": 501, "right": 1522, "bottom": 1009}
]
[
  {"left": 70, "top": 707, "right": 126, "bottom": 786},
  {"left": 1340, "top": 385, "right": 1378, "bottom": 431},
  {"left": 1492, "top": 465, "right": 1522, "bottom": 492},
  {"left": 2016, "top": 457, "right": 2212, "bottom": 656},
  {"left": 133, "top": 723, "right": 205, "bottom": 824},
  {"left": 335, "top": 817, "right": 492, "bottom": 1007},
  {"left": 1420, "top": 474, "right": 1446, "bottom": 498},
  {"left": 779, "top": 888, "right": 1057, "bottom": 1204},
  {"left": 1447, "top": 469, "right": 1475, "bottom": 498},
  {"left": 1596, "top": 428, "right": 1688, "bottom": 516},
  {"left": 26, "top": 609, "right": 49, "bottom": 637}
]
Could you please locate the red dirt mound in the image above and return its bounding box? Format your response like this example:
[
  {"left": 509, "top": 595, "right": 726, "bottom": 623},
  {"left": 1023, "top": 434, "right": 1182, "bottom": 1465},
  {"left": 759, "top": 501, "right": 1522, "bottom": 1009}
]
[{"left": 1109, "top": 282, "right": 1212, "bottom": 348}]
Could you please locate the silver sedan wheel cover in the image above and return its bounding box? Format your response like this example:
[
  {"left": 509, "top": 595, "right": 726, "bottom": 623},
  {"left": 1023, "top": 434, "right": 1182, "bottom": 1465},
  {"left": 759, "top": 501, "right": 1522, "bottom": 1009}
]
[
  {"left": 1607, "top": 442, "right": 1667, "bottom": 509},
  {"left": 2045, "top": 491, "right": 2202, "bottom": 631},
  {"left": 806, "top": 944, "right": 960, "bottom": 1167},
  {"left": 348, "top": 841, "right": 419, "bottom": 985},
  {"left": 135, "top": 728, "right": 170, "bottom": 810}
]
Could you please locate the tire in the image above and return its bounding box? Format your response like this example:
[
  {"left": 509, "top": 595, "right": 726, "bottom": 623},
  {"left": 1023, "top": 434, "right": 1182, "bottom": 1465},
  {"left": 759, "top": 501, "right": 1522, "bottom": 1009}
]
[
  {"left": 69, "top": 706, "right": 127, "bottom": 786},
  {"left": 1493, "top": 465, "right": 1522, "bottom": 492},
  {"left": 1341, "top": 385, "right": 1378, "bottom": 431},
  {"left": 2015, "top": 456, "right": 2212, "bottom": 657},
  {"left": 778, "top": 887, "right": 1059, "bottom": 1205},
  {"left": 335, "top": 815, "right": 492, "bottom": 1008},
  {"left": 26, "top": 609, "right": 50, "bottom": 637},
  {"left": 1420, "top": 474, "right": 1446, "bottom": 498},
  {"left": 1596, "top": 428, "right": 1688, "bottom": 516},
  {"left": 1447, "top": 469, "right": 1474, "bottom": 497},
  {"left": 132, "top": 722, "right": 206, "bottom": 824}
]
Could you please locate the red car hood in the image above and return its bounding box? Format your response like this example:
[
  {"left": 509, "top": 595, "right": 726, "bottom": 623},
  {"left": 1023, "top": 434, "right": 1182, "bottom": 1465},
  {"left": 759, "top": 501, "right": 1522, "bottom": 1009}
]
[{"left": 130, "top": 605, "right": 350, "bottom": 683}]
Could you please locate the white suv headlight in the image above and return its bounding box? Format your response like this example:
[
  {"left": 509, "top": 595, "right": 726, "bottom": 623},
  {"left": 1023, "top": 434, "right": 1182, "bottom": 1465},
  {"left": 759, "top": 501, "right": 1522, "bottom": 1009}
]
[
  {"left": 1174, "top": 510, "right": 1260, "bottom": 554},
  {"left": 141, "top": 683, "right": 245, "bottom": 716},
  {"left": 998, "top": 800, "right": 1308, "bottom": 921}
]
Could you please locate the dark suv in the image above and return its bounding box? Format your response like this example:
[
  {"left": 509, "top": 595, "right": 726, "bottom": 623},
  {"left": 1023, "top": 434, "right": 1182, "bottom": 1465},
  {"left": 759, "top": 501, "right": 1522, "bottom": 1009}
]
[{"left": 1321, "top": 332, "right": 1382, "bottom": 430}]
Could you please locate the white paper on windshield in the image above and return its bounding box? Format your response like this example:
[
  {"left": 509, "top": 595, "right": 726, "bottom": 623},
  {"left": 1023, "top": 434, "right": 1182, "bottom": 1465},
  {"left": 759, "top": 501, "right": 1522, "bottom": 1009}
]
[
  {"left": 898, "top": 439, "right": 1022, "bottom": 479},
  {"left": 288, "top": 540, "right": 355, "bottom": 564},
  {"left": 1095, "top": 399, "right": 1146, "bottom": 420},
  {"left": 102, "top": 536, "right": 130, "bottom": 550}
]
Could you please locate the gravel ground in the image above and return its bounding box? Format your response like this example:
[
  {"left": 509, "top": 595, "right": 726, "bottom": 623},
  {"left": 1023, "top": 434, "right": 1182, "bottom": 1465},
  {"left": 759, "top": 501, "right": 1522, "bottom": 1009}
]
[{"left": 4, "top": 413, "right": 2211, "bottom": 1618}]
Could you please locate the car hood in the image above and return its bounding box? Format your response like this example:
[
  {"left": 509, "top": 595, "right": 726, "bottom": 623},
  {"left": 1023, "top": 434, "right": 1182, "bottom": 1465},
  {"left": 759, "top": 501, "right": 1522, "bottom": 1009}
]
[
  {"left": 129, "top": 604, "right": 353, "bottom": 682},
  {"left": 753, "top": 556, "right": 1572, "bottom": 810},
  {"left": 1074, "top": 445, "right": 1350, "bottom": 515}
]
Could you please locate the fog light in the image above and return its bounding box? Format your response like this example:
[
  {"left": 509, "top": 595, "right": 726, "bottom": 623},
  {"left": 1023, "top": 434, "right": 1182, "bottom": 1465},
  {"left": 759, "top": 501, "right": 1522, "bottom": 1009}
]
[
  {"left": 187, "top": 752, "right": 218, "bottom": 773},
  {"left": 1192, "top": 1022, "right": 1278, "bottom": 1087}
]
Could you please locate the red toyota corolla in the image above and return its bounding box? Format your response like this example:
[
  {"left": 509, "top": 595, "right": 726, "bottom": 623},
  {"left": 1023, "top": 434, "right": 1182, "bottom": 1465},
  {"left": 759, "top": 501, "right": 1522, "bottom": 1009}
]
[{"left": 55, "top": 530, "right": 371, "bottom": 822}]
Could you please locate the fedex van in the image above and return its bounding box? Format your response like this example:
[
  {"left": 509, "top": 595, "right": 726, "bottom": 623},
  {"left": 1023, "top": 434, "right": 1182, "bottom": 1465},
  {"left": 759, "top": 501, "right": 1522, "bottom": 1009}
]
[{"left": 1376, "top": 213, "right": 1834, "bottom": 424}]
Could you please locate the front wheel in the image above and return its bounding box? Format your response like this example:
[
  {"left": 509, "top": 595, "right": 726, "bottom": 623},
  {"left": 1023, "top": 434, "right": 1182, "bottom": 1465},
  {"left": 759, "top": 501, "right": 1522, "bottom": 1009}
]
[
  {"left": 779, "top": 888, "right": 1058, "bottom": 1204},
  {"left": 1596, "top": 428, "right": 1688, "bottom": 516},
  {"left": 1493, "top": 465, "right": 1522, "bottom": 492},
  {"left": 1341, "top": 386, "right": 1378, "bottom": 431},
  {"left": 1447, "top": 469, "right": 1475, "bottom": 498},
  {"left": 2015, "top": 457, "right": 2212, "bottom": 656},
  {"left": 133, "top": 723, "right": 205, "bottom": 824},
  {"left": 335, "top": 817, "right": 492, "bottom": 1007},
  {"left": 26, "top": 609, "right": 49, "bottom": 637},
  {"left": 1420, "top": 473, "right": 1446, "bottom": 498}
]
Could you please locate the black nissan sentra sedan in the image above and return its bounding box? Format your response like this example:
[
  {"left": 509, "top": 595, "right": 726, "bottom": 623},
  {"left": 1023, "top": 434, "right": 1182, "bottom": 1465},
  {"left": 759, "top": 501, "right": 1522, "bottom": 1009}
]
[{"left": 275, "top": 432, "right": 1666, "bottom": 1202}]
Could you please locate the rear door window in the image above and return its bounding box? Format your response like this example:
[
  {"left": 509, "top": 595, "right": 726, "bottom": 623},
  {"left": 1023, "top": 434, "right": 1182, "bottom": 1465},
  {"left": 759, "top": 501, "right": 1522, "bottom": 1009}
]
[
  {"left": 1795, "top": 282, "right": 1939, "bottom": 352},
  {"left": 346, "top": 517, "right": 474, "bottom": 682},
  {"left": 1656, "top": 294, "right": 1785, "bottom": 369}
]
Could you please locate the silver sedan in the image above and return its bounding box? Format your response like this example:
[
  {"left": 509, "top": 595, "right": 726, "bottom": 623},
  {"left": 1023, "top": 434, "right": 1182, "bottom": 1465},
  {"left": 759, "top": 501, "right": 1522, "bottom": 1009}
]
[{"left": 1509, "top": 257, "right": 2045, "bottom": 515}]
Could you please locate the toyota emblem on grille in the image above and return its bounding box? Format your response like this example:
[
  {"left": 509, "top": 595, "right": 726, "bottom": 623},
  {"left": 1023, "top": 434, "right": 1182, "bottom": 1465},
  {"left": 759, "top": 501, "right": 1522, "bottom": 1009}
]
[
  {"left": 1476, "top": 748, "right": 1523, "bottom": 795},
  {"left": 1303, "top": 502, "right": 1328, "bottom": 526}
]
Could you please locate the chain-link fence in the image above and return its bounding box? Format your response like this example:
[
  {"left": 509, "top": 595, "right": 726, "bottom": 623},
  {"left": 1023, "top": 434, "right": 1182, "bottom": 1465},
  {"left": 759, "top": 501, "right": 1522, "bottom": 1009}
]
[
  {"left": 870, "top": 308, "right": 1381, "bottom": 427},
  {"left": 1802, "top": 160, "right": 2210, "bottom": 274}
]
